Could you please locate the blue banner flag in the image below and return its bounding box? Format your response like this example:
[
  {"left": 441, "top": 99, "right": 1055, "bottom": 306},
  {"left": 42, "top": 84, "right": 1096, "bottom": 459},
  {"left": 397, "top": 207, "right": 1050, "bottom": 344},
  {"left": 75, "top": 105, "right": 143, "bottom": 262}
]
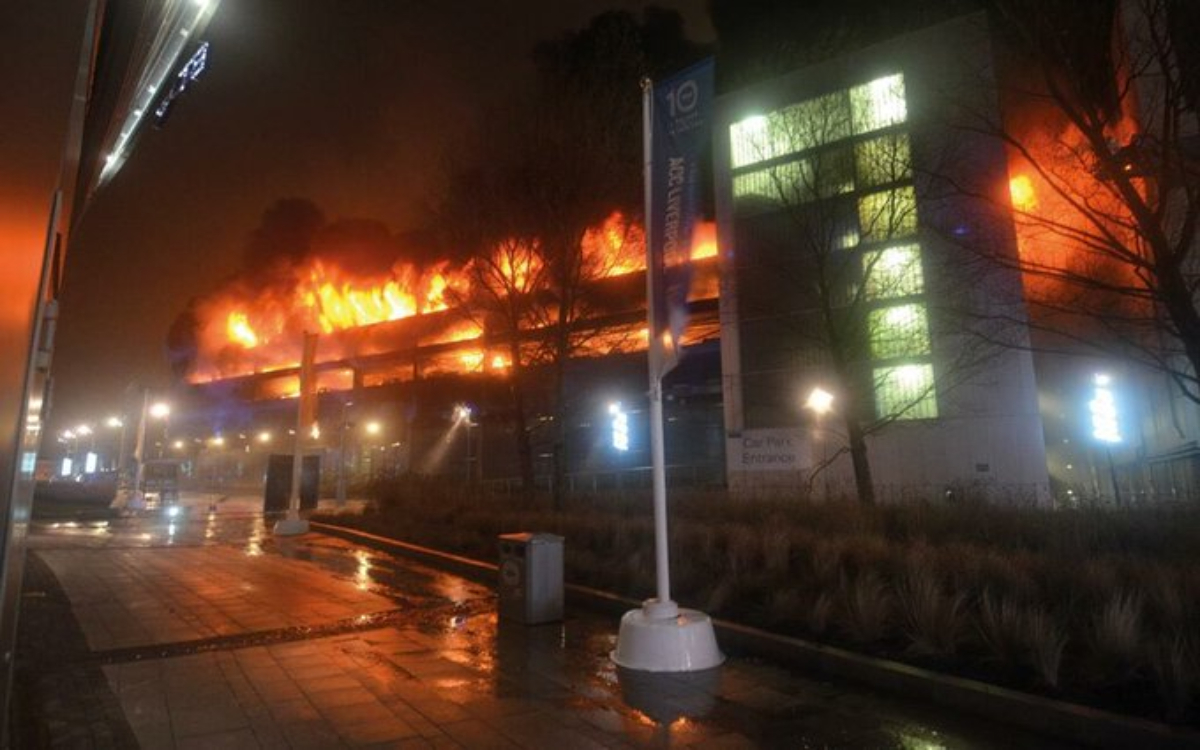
[{"left": 645, "top": 58, "right": 713, "bottom": 378}]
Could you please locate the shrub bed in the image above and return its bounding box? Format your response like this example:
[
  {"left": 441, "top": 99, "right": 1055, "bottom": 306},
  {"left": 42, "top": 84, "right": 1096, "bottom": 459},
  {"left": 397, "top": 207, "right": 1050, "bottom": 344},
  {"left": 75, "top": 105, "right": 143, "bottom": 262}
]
[{"left": 314, "top": 476, "right": 1200, "bottom": 726}]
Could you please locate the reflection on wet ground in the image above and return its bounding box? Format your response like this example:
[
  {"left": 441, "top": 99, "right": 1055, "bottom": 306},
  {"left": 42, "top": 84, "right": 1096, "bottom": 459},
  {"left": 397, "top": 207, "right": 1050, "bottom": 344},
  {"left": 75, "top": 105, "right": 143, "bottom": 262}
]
[{"left": 25, "top": 504, "right": 1077, "bottom": 749}]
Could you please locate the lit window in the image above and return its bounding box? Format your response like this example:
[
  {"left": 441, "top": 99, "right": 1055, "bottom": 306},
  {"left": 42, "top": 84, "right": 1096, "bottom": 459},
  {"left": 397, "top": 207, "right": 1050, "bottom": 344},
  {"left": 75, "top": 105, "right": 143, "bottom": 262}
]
[
  {"left": 733, "top": 161, "right": 811, "bottom": 209},
  {"left": 864, "top": 244, "right": 924, "bottom": 299},
  {"left": 855, "top": 134, "right": 912, "bottom": 188},
  {"left": 730, "top": 93, "right": 853, "bottom": 169},
  {"left": 730, "top": 115, "right": 771, "bottom": 168},
  {"left": 812, "top": 147, "right": 855, "bottom": 197},
  {"left": 857, "top": 186, "right": 918, "bottom": 241},
  {"left": 779, "top": 92, "right": 852, "bottom": 153},
  {"left": 874, "top": 364, "right": 937, "bottom": 419},
  {"left": 869, "top": 303, "right": 930, "bottom": 359},
  {"left": 850, "top": 73, "right": 907, "bottom": 134}
]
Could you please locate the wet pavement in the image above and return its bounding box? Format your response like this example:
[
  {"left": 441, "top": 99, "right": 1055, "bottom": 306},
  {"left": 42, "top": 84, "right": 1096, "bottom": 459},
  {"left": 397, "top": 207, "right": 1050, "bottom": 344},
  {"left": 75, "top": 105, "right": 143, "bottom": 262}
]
[{"left": 17, "top": 494, "right": 1079, "bottom": 749}]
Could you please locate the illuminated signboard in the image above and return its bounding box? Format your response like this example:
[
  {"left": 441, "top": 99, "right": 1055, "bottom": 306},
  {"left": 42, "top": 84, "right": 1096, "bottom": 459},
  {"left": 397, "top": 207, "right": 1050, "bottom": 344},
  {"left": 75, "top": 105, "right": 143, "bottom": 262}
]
[{"left": 154, "top": 42, "right": 210, "bottom": 126}]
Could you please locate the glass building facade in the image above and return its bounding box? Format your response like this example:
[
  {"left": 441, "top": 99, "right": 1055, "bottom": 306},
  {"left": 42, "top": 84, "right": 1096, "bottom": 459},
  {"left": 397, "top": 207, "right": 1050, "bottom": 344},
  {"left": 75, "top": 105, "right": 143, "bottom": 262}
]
[{"left": 727, "top": 73, "right": 937, "bottom": 421}]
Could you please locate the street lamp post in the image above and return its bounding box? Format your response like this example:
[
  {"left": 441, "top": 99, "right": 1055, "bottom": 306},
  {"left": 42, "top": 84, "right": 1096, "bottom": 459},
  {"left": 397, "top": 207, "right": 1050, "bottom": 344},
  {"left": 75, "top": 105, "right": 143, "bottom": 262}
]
[
  {"left": 336, "top": 400, "right": 353, "bottom": 505},
  {"left": 363, "top": 420, "right": 381, "bottom": 480},
  {"left": 455, "top": 405, "right": 476, "bottom": 483},
  {"left": 149, "top": 401, "right": 171, "bottom": 459},
  {"left": 805, "top": 386, "right": 835, "bottom": 500},
  {"left": 107, "top": 416, "right": 127, "bottom": 483}
]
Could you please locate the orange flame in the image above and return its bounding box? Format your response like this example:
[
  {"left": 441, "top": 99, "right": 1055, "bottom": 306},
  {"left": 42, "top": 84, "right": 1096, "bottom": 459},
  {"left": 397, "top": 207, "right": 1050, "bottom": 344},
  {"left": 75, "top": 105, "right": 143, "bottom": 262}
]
[
  {"left": 1008, "top": 174, "right": 1037, "bottom": 212},
  {"left": 1005, "top": 97, "right": 1144, "bottom": 327},
  {"left": 227, "top": 312, "right": 259, "bottom": 348},
  {"left": 190, "top": 212, "right": 719, "bottom": 384}
]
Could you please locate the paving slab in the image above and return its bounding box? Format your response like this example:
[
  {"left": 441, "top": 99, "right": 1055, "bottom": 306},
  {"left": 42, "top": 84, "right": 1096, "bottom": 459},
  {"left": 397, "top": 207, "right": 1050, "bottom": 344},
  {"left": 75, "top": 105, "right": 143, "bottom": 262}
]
[{"left": 15, "top": 496, "right": 1079, "bottom": 749}]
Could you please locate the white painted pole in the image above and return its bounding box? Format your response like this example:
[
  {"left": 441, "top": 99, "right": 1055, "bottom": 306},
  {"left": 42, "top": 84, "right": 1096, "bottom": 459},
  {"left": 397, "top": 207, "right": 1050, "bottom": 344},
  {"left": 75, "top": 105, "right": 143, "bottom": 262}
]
[
  {"left": 130, "top": 388, "right": 149, "bottom": 509},
  {"left": 612, "top": 71, "right": 721, "bottom": 672},
  {"left": 642, "top": 77, "right": 674, "bottom": 613}
]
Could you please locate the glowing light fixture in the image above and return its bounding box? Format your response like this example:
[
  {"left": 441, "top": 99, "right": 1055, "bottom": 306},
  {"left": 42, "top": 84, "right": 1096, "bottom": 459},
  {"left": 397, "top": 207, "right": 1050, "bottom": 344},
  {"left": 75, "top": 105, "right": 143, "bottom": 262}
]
[
  {"left": 806, "top": 387, "right": 835, "bottom": 415},
  {"left": 1090, "top": 373, "right": 1122, "bottom": 443},
  {"left": 608, "top": 402, "right": 630, "bottom": 452}
]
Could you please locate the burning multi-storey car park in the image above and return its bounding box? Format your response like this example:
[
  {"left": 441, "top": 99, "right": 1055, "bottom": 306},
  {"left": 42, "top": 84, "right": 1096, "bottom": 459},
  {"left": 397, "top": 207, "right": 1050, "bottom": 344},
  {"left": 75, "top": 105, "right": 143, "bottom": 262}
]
[{"left": 168, "top": 213, "right": 724, "bottom": 489}]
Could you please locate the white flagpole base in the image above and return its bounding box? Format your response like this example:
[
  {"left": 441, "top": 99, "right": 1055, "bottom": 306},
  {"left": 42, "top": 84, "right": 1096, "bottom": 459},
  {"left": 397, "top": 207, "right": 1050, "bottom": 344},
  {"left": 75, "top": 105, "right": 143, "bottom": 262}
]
[
  {"left": 612, "top": 598, "right": 724, "bottom": 672},
  {"left": 273, "top": 512, "right": 310, "bottom": 536}
]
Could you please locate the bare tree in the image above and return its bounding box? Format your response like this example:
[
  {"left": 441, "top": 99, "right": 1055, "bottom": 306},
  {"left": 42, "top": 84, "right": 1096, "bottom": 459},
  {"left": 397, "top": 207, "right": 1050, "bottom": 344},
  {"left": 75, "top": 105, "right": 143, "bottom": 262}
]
[
  {"left": 961, "top": 0, "right": 1200, "bottom": 401},
  {"left": 730, "top": 77, "right": 1004, "bottom": 503},
  {"left": 436, "top": 10, "right": 706, "bottom": 503}
]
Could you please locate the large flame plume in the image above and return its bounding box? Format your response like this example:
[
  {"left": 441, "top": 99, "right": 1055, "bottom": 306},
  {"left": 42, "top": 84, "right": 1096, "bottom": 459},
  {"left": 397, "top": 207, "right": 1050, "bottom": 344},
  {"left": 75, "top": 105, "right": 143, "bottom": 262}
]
[{"left": 188, "top": 212, "right": 717, "bottom": 383}]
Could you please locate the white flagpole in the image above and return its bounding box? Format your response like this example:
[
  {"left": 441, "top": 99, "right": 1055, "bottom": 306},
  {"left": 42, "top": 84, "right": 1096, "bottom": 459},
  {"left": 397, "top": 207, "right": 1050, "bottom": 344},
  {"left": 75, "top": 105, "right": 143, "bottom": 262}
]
[
  {"left": 612, "top": 72, "right": 721, "bottom": 673},
  {"left": 642, "top": 77, "right": 674, "bottom": 613}
]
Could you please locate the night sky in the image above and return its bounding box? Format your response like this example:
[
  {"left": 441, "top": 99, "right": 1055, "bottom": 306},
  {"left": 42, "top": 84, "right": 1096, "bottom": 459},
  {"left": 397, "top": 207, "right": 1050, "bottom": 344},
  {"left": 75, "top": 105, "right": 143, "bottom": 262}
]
[{"left": 4, "top": 1, "right": 713, "bottom": 437}]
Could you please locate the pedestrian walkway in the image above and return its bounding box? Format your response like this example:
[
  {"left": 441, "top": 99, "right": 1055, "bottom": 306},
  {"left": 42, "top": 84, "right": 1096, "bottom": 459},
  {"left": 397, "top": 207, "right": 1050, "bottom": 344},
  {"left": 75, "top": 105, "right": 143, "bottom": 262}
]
[{"left": 17, "top": 495, "right": 1072, "bottom": 749}]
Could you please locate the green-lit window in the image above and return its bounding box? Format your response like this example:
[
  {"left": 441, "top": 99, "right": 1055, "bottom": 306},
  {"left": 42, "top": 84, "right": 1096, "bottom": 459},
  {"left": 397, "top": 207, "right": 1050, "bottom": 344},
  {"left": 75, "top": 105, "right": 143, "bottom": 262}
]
[
  {"left": 812, "top": 147, "right": 855, "bottom": 198},
  {"left": 733, "top": 168, "right": 780, "bottom": 208},
  {"left": 850, "top": 74, "right": 907, "bottom": 135},
  {"left": 732, "top": 150, "right": 856, "bottom": 213},
  {"left": 730, "top": 115, "right": 778, "bottom": 168},
  {"left": 855, "top": 134, "right": 911, "bottom": 188},
  {"left": 730, "top": 93, "right": 853, "bottom": 169},
  {"left": 869, "top": 303, "right": 930, "bottom": 359},
  {"left": 875, "top": 364, "right": 937, "bottom": 419},
  {"left": 733, "top": 161, "right": 811, "bottom": 210},
  {"left": 857, "top": 186, "right": 918, "bottom": 241},
  {"left": 864, "top": 244, "right": 924, "bottom": 299},
  {"left": 780, "top": 92, "right": 852, "bottom": 153}
]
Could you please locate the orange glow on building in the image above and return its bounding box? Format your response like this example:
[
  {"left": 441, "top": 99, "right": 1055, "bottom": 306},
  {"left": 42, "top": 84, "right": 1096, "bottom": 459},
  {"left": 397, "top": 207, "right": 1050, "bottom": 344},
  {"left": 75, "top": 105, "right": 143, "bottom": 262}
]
[
  {"left": 1004, "top": 97, "right": 1146, "bottom": 327},
  {"left": 1008, "top": 174, "right": 1037, "bottom": 212}
]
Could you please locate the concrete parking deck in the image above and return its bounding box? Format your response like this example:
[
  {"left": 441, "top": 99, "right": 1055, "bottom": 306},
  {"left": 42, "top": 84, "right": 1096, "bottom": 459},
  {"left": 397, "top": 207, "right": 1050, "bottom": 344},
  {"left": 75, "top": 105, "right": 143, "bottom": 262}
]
[{"left": 16, "top": 494, "right": 1074, "bottom": 748}]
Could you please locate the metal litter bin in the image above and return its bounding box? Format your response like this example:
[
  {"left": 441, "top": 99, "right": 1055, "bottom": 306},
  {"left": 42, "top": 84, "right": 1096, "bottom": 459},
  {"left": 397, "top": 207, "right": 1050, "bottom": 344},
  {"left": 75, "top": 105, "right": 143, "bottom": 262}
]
[{"left": 497, "top": 532, "right": 564, "bottom": 624}]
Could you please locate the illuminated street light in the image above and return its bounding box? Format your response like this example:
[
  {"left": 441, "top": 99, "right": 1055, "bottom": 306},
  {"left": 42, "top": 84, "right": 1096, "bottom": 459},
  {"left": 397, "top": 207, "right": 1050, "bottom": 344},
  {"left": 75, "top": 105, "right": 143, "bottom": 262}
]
[
  {"left": 805, "top": 387, "right": 835, "bottom": 416},
  {"left": 454, "top": 405, "right": 476, "bottom": 481},
  {"left": 106, "top": 416, "right": 123, "bottom": 428},
  {"left": 805, "top": 386, "right": 835, "bottom": 500},
  {"left": 75, "top": 424, "right": 93, "bottom": 437},
  {"left": 149, "top": 402, "right": 171, "bottom": 419},
  {"left": 365, "top": 421, "right": 381, "bottom": 436},
  {"left": 257, "top": 431, "right": 271, "bottom": 444}
]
